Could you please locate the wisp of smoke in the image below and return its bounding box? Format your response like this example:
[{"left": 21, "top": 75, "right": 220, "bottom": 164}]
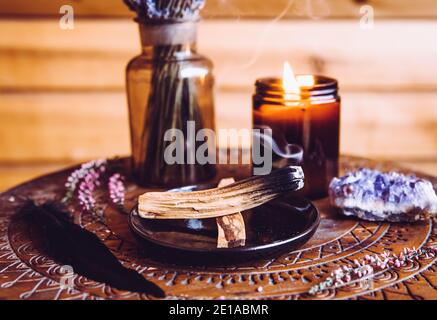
[{"left": 212, "top": 0, "right": 331, "bottom": 86}]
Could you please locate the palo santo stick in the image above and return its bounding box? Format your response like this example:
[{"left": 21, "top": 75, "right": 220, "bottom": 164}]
[
  {"left": 216, "top": 178, "right": 246, "bottom": 248},
  {"left": 138, "top": 166, "right": 304, "bottom": 220}
]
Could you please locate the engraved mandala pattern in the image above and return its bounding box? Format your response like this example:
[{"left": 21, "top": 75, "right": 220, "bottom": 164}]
[{"left": 0, "top": 157, "right": 435, "bottom": 300}]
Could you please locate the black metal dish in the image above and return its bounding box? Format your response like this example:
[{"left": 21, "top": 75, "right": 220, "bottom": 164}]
[{"left": 129, "top": 184, "right": 320, "bottom": 265}]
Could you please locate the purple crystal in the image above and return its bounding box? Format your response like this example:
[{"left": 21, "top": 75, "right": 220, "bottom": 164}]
[{"left": 329, "top": 168, "right": 437, "bottom": 222}]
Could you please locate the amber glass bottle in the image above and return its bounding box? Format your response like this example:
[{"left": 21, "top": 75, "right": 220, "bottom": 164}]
[{"left": 124, "top": 1, "right": 216, "bottom": 187}]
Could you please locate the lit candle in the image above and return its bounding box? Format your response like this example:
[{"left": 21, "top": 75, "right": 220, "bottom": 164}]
[{"left": 253, "top": 62, "right": 341, "bottom": 199}]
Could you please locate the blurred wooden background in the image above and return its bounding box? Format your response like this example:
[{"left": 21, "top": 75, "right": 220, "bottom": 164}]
[{"left": 0, "top": 0, "right": 436, "bottom": 191}]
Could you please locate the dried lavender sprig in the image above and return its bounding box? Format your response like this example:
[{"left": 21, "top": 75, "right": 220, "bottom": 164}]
[
  {"left": 78, "top": 170, "right": 101, "bottom": 212},
  {"left": 108, "top": 173, "right": 126, "bottom": 207},
  {"left": 63, "top": 159, "right": 128, "bottom": 219},
  {"left": 124, "top": 0, "right": 205, "bottom": 21},
  {"left": 62, "top": 159, "right": 107, "bottom": 203},
  {"left": 309, "top": 246, "right": 437, "bottom": 295}
]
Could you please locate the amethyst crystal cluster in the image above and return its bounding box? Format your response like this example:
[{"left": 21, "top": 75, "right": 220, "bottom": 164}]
[{"left": 329, "top": 168, "right": 437, "bottom": 222}]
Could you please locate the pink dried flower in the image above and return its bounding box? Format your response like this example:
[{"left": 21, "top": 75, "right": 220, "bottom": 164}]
[
  {"left": 63, "top": 159, "right": 107, "bottom": 203},
  {"left": 63, "top": 158, "right": 127, "bottom": 217},
  {"left": 108, "top": 173, "right": 126, "bottom": 207},
  {"left": 77, "top": 169, "right": 101, "bottom": 212}
]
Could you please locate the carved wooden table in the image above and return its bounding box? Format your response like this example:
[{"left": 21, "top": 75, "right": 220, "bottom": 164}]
[{"left": 0, "top": 156, "right": 435, "bottom": 300}]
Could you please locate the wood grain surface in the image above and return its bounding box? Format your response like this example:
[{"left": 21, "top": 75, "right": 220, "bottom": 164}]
[
  {"left": 2, "top": 20, "right": 437, "bottom": 91},
  {"left": 1, "top": 0, "right": 436, "bottom": 19},
  {"left": 1, "top": 159, "right": 437, "bottom": 193},
  {"left": 0, "top": 3, "right": 436, "bottom": 192},
  {"left": 0, "top": 90, "right": 436, "bottom": 162},
  {"left": 0, "top": 19, "right": 436, "bottom": 165},
  {"left": 0, "top": 156, "right": 435, "bottom": 300}
]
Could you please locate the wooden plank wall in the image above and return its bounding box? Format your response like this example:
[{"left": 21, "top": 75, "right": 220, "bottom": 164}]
[
  {"left": 0, "top": 0, "right": 436, "bottom": 190},
  {"left": 2, "top": 0, "right": 437, "bottom": 19}
]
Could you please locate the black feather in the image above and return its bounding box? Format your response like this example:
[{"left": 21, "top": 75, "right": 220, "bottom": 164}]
[{"left": 14, "top": 201, "right": 165, "bottom": 298}]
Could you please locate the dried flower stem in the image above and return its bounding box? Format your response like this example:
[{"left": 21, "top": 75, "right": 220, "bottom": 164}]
[
  {"left": 309, "top": 246, "right": 437, "bottom": 295},
  {"left": 63, "top": 159, "right": 107, "bottom": 203},
  {"left": 108, "top": 173, "right": 126, "bottom": 207},
  {"left": 63, "top": 159, "right": 126, "bottom": 217},
  {"left": 124, "top": 0, "right": 205, "bottom": 21},
  {"left": 78, "top": 169, "right": 101, "bottom": 212}
]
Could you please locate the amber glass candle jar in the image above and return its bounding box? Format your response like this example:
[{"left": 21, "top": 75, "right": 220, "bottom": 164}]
[{"left": 253, "top": 75, "right": 340, "bottom": 199}]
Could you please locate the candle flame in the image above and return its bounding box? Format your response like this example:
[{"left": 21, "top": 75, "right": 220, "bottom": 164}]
[
  {"left": 282, "top": 62, "right": 316, "bottom": 96},
  {"left": 282, "top": 62, "right": 300, "bottom": 93},
  {"left": 297, "top": 75, "right": 315, "bottom": 87}
]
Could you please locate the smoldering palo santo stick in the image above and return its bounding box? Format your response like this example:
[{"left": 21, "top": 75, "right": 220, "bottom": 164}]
[{"left": 138, "top": 166, "right": 304, "bottom": 220}]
